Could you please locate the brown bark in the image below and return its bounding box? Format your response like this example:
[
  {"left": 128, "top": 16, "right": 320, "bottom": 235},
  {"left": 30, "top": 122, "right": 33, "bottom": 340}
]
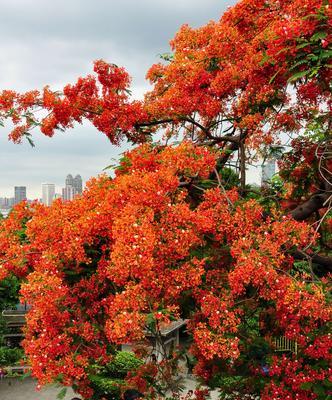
[
  {"left": 217, "top": 141, "right": 240, "bottom": 167},
  {"left": 239, "top": 139, "right": 246, "bottom": 194},
  {"left": 290, "top": 192, "right": 331, "bottom": 221},
  {"left": 292, "top": 250, "right": 332, "bottom": 273}
]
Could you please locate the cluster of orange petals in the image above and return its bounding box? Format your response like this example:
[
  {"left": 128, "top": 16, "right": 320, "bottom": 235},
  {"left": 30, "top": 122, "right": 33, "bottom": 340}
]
[{"left": 0, "top": 142, "right": 330, "bottom": 398}]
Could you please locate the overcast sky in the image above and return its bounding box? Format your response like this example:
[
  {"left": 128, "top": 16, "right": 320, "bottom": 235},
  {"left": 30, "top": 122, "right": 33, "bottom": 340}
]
[{"left": 0, "top": 0, "right": 245, "bottom": 199}]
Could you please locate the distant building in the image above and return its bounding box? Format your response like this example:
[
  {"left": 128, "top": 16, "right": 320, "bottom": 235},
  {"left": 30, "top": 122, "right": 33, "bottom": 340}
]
[
  {"left": 73, "top": 175, "right": 83, "bottom": 194},
  {"left": 0, "top": 197, "right": 15, "bottom": 208},
  {"left": 42, "top": 183, "right": 55, "bottom": 206},
  {"left": 65, "top": 174, "right": 74, "bottom": 187},
  {"left": 14, "top": 186, "right": 26, "bottom": 205},
  {"left": 0, "top": 197, "right": 15, "bottom": 217},
  {"left": 261, "top": 158, "right": 277, "bottom": 185},
  {"left": 62, "top": 174, "right": 83, "bottom": 201},
  {"left": 62, "top": 185, "right": 75, "bottom": 201}
]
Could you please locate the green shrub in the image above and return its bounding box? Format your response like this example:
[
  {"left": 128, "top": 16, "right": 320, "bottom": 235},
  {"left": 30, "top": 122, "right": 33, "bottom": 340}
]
[
  {"left": 89, "top": 375, "right": 123, "bottom": 400},
  {"left": 106, "top": 351, "right": 143, "bottom": 378},
  {"left": 0, "top": 275, "right": 20, "bottom": 310},
  {"left": 88, "top": 352, "right": 143, "bottom": 400},
  {"left": 0, "top": 347, "right": 24, "bottom": 366},
  {"left": 209, "top": 374, "right": 264, "bottom": 398}
]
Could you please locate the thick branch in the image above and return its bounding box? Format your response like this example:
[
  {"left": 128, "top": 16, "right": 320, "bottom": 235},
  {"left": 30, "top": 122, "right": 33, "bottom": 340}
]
[
  {"left": 239, "top": 137, "right": 246, "bottom": 194},
  {"left": 134, "top": 119, "right": 175, "bottom": 129},
  {"left": 290, "top": 191, "right": 331, "bottom": 221},
  {"left": 292, "top": 249, "right": 332, "bottom": 273},
  {"left": 186, "top": 117, "right": 240, "bottom": 144},
  {"left": 137, "top": 117, "right": 241, "bottom": 144},
  {"left": 218, "top": 141, "right": 240, "bottom": 167},
  {"left": 208, "top": 133, "right": 240, "bottom": 144}
]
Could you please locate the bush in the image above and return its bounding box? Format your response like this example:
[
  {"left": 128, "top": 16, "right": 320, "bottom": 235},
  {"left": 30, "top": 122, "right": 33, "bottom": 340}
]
[
  {"left": 0, "top": 275, "right": 20, "bottom": 310},
  {"left": 89, "top": 375, "right": 123, "bottom": 400},
  {"left": 209, "top": 375, "right": 263, "bottom": 399},
  {"left": 106, "top": 351, "right": 143, "bottom": 378},
  {"left": 0, "top": 347, "right": 24, "bottom": 366},
  {"left": 88, "top": 352, "right": 143, "bottom": 400}
]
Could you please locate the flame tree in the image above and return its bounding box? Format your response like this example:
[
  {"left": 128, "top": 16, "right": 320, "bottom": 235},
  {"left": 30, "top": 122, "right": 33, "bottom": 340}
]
[{"left": 0, "top": 0, "right": 331, "bottom": 398}]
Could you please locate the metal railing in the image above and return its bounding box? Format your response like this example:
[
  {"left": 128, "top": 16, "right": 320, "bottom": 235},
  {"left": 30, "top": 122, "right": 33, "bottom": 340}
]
[{"left": 273, "top": 336, "right": 298, "bottom": 354}]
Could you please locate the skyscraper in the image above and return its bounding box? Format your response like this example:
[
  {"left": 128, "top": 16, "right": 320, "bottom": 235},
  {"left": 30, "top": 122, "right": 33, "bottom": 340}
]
[
  {"left": 62, "top": 185, "right": 75, "bottom": 201},
  {"left": 65, "top": 174, "right": 74, "bottom": 187},
  {"left": 42, "top": 183, "right": 55, "bottom": 206},
  {"left": 73, "top": 175, "right": 83, "bottom": 194},
  {"left": 14, "top": 186, "right": 26, "bottom": 205},
  {"left": 62, "top": 174, "right": 83, "bottom": 201}
]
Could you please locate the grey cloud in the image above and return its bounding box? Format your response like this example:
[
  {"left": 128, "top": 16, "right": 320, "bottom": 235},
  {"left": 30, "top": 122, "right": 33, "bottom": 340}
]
[{"left": 0, "top": 0, "right": 236, "bottom": 198}]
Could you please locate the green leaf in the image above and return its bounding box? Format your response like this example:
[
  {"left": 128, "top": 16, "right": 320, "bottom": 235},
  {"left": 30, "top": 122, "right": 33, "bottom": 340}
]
[
  {"left": 288, "top": 69, "right": 310, "bottom": 82},
  {"left": 306, "top": 53, "right": 319, "bottom": 61},
  {"left": 102, "top": 164, "right": 116, "bottom": 171},
  {"left": 259, "top": 53, "right": 270, "bottom": 66},
  {"left": 145, "top": 313, "right": 156, "bottom": 331},
  {"left": 321, "top": 50, "right": 332, "bottom": 59},
  {"left": 309, "top": 67, "right": 320, "bottom": 77},
  {"left": 296, "top": 42, "right": 310, "bottom": 50},
  {"left": 289, "top": 59, "right": 308, "bottom": 71},
  {"left": 276, "top": 47, "right": 291, "bottom": 55},
  {"left": 302, "top": 13, "right": 319, "bottom": 21},
  {"left": 24, "top": 132, "right": 35, "bottom": 147},
  {"left": 159, "top": 52, "right": 174, "bottom": 62},
  {"left": 56, "top": 387, "right": 67, "bottom": 400},
  {"left": 269, "top": 68, "right": 282, "bottom": 83},
  {"left": 26, "top": 136, "right": 35, "bottom": 147},
  {"left": 207, "top": 57, "right": 221, "bottom": 72},
  {"left": 19, "top": 370, "right": 31, "bottom": 380},
  {"left": 310, "top": 31, "right": 327, "bottom": 42},
  {"left": 300, "top": 382, "right": 313, "bottom": 390},
  {"left": 313, "top": 384, "right": 326, "bottom": 397}
]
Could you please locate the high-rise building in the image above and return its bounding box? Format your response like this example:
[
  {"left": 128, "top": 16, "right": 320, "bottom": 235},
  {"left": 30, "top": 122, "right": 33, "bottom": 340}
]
[
  {"left": 65, "top": 174, "right": 74, "bottom": 187},
  {"left": 73, "top": 175, "right": 83, "bottom": 194},
  {"left": 14, "top": 186, "right": 26, "bottom": 205},
  {"left": 42, "top": 183, "right": 55, "bottom": 206},
  {"left": 62, "top": 185, "right": 75, "bottom": 201},
  {"left": 62, "top": 174, "right": 83, "bottom": 201},
  {"left": 261, "top": 158, "right": 277, "bottom": 185}
]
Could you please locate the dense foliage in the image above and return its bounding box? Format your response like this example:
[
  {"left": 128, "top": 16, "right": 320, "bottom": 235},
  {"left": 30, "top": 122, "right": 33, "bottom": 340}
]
[
  {"left": 0, "top": 0, "right": 331, "bottom": 399},
  {"left": 88, "top": 352, "right": 143, "bottom": 400},
  {"left": 0, "top": 274, "right": 21, "bottom": 350},
  {"left": 0, "top": 347, "right": 24, "bottom": 368}
]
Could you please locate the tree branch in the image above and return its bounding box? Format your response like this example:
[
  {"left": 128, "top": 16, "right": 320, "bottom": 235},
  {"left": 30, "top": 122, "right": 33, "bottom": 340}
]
[
  {"left": 290, "top": 191, "right": 332, "bottom": 221},
  {"left": 292, "top": 249, "right": 332, "bottom": 273},
  {"left": 239, "top": 136, "right": 246, "bottom": 194}
]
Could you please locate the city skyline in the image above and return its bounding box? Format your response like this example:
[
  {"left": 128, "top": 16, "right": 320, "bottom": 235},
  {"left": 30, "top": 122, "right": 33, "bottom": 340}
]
[
  {"left": 0, "top": 163, "right": 267, "bottom": 202},
  {"left": 0, "top": 173, "right": 84, "bottom": 202}
]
